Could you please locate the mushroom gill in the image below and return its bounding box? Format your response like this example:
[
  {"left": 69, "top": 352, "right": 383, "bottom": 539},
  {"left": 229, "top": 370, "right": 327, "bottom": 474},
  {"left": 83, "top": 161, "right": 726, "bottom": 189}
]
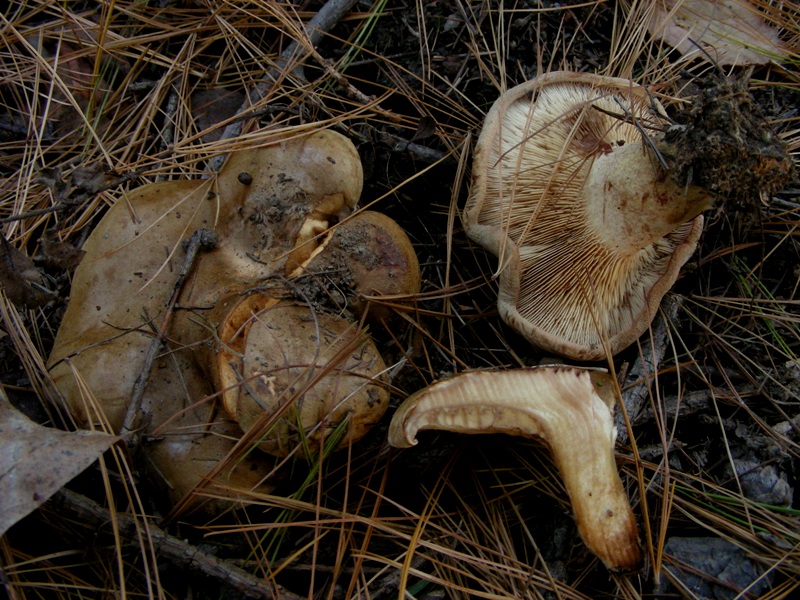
[
  {"left": 389, "top": 365, "right": 642, "bottom": 572},
  {"left": 465, "top": 71, "right": 714, "bottom": 360}
]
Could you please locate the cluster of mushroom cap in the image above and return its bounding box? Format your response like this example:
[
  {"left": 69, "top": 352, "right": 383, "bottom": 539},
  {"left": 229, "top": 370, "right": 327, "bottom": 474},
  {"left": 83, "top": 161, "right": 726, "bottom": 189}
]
[
  {"left": 389, "top": 72, "right": 721, "bottom": 572},
  {"left": 48, "top": 130, "right": 420, "bottom": 507}
]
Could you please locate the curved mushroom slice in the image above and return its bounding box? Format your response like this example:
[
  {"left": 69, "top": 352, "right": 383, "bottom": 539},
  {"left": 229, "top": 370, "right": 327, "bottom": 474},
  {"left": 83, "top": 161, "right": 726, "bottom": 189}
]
[
  {"left": 464, "top": 71, "right": 714, "bottom": 360},
  {"left": 389, "top": 366, "right": 642, "bottom": 572}
]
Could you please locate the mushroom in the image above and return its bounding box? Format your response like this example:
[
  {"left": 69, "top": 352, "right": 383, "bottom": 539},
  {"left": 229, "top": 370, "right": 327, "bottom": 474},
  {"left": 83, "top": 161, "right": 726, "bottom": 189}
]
[
  {"left": 389, "top": 365, "right": 642, "bottom": 572},
  {"left": 47, "top": 130, "right": 365, "bottom": 501},
  {"left": 213, "top": 292, "right": 389, "bottom": 457},
  {"left": 292, "top": 210, "right": 421, "bottom": 320},
  {"left": 138, "top": 348, "right": 280, "bottom": 510},
  {"left": 464, "top": 71, "right": 715, "bottom": 360}
]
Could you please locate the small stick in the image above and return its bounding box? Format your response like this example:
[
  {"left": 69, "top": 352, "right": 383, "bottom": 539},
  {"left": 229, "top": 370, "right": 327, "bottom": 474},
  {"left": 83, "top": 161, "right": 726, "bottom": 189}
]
[
  {"left": 51, "top": 488, "right": 304, "bottom": 600},
  {"left": 120, "top": 229, "right": 217, "bottom": 448},
  {"left": 1, "top": 171, "right": 141, "bottom": 224},
  {"left": 209, "top": 0, "right": 360, "bottom": 172},
  {"left": 0, "top": 204, "right": 67, "bottom": 223}
]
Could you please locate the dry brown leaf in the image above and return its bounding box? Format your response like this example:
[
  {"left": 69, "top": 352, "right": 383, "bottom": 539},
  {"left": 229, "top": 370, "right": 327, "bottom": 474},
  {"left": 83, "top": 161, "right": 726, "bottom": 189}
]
[
  {"left": 191, "top": 89, "right": 246, "bottom": 144},
  {"left": 36, "top": 232, "right": 86, "bottom": 271},
  {"left": 648, "top": 0, "right": 787, "bottom": 65},
  {"left": 0, "top": 235, "right": 51, "bottom": 308},
  {"left": 0, "top": 388, "right": 119, "bottom": 537}
]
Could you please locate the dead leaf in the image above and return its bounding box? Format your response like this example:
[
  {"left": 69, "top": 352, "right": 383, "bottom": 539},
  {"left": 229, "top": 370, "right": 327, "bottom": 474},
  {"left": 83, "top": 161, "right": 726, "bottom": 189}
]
[
  {"left": 36, "top": 167, "right": 72, "bottom": 204},
  {"left": 0, "top": 235, "right": 51, "bottom": 308},
  {"left": 0, "top": 388, "right": 119, "bottom": 537},
  {"left": 70, "top": 164, "right": 117, "bottom": 195},
  {"left": 409, "top": 116, "right": 437, "bottom": 143},
  {"left": 648, "top": 0, "right": 787, "bottom": 66},
  {"left": 36, "top": 232, "right": 86, "bottom": 271}
]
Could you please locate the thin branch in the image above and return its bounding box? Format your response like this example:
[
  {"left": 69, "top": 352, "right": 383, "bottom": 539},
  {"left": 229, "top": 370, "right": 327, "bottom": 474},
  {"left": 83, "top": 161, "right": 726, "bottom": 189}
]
[
  {"left": 209, "top": 0, "right": 360, "bottom": 171},
  {"left": 120, "top": 229, "right": 217, "bottom": 449},
  {"left": 51, "top": 488, "right": 304, "bottom": 600}
]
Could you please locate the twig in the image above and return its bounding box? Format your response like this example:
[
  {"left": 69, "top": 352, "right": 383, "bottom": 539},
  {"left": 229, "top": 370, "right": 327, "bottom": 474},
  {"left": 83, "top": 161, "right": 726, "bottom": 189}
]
[
  {"left": 616, "top": 296, "right": 681, "bottom": 444},
  {"left": 0, "top": 171, "right": 141, "bottom": 224},
  {"left": 120, "top": 229, "right": 217, "bottom": 449},
  {"left": 632, "top": 388, "right": 718, "bottom": 429},
  {"left": 155, "top": 88, "right": 180, "bottom": 183},
  {"left": 377, "top": 130, "right": 447, "bottom": 163},
  {"left": 0, "top": 204, "right": 67, "bottom": 224},
  {"left": 209, "top": 0, "right": 359, "bottom": 172},
  {"left": 51, "top": 488, "right": 303, "bottom": 600}
]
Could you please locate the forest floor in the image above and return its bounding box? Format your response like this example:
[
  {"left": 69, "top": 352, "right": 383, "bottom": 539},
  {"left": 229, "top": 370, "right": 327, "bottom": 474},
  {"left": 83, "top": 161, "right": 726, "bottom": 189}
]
[{"left": 1, "top": 1, "right": 799, "bottom": 599}]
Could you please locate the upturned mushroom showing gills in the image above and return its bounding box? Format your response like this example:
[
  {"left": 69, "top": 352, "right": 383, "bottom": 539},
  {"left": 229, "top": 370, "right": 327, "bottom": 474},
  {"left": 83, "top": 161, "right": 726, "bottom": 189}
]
[
  {"left": 464, "top": 71, "right": 715, "bottom": 360},
  {"left": 389, "top": 366, "right": 642, "bottom": 572},
  {"left": 47, "top": 130, "right": 366, "bottom": 504}
]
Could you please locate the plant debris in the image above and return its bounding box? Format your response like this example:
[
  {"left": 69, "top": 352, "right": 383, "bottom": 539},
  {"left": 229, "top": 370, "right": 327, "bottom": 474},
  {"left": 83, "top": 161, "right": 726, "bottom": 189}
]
[
  {"left": 660, "top": 72, "right": 795, "bottom": 204},
  {"left": 0, "top": 234, "right": 51, "bottom": 308},
  {"left": 647, "top": 0, "right": 788, "bottom": 66},
  {"left": 0, "top": 388, "right": 118, "bottom": 537}
]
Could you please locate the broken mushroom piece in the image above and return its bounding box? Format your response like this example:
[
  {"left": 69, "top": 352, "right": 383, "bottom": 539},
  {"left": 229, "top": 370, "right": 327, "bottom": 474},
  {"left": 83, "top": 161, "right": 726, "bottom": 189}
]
[
  {"left": 464, "top": 71, "right": 715, "bottom": 360},
  {"left": 292, "top": 210, "right": 421, "bottom": 320},
  {"left": 214, "top": 292, "right": 390, "bottom": 457},
  {"left": 389, "top": 366, "right": 641, "bottom": 572}
]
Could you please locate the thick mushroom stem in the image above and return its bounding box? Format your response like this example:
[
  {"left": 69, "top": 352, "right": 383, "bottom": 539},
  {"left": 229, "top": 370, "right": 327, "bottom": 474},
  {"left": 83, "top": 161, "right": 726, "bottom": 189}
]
[
  {"left": 584, "top": 140, "right": 715, "bottom": 255},
  {"left": 389, "top": 366, "right": 642, "bottom": 572}
]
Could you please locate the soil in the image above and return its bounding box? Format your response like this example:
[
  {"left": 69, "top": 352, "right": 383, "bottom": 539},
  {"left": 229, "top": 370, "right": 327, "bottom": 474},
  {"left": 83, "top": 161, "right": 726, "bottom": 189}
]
[
  {"left": 1, "top": 2, "right": 799, "bottom": 600},
  {"left": 663, "top": 72, "right": 795, "bottom": 202}
]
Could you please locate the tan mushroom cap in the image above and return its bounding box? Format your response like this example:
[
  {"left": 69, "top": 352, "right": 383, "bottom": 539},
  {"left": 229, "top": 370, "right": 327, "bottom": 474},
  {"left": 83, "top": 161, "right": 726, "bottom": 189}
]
[
  {"left": 389, "top": 366, "right": 642, "bottom": 572},
  {"left": 464, "top": 71, "right": 713, "bottom": 360},
  {"left": 215, "top": 293, "right": 390, "bottom": 457},
  {"left": 293, "top": 210, "right": 421, "bottom": 320},
  {"left": 140, "top": 349, "right": 279, "bottom": 511}
]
